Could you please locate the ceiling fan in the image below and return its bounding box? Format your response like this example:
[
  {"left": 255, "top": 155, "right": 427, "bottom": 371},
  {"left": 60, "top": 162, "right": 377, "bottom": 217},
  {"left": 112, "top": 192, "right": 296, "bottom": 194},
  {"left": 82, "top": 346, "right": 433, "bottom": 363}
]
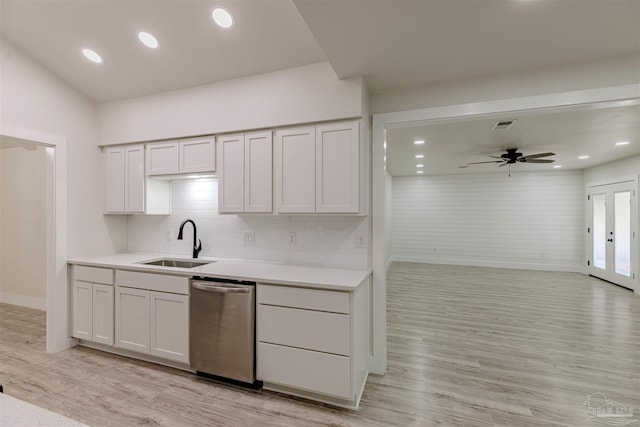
[{"left": 467, "top": 148, "right": 556, "bottom": 167}]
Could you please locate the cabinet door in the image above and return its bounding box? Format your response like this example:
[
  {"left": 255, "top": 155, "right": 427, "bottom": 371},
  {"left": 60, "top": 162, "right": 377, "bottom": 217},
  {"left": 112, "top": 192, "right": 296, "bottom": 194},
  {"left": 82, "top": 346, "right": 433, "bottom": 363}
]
[
  {"left": 180, "top": 137, "right": 216, "bottom": 173},
  {"left": 93, "top": 284, "right": 114, "bottom": 346},
  {"left": 146, "top": 142, "right": 179, "bottom": 175},
  {"left": 115, "top": 287, "right": 150, "bottom": 354},
  {"left": 72, "top": 281, "right": 93, "bottom": 340},
  {"left": 218, "top": 134, "right": 245, "bottom": 213},
  {"left": 124, "top": 144, "right": 145, "bottom": 213},
  {"left": 245, "top": 131, "right": 273, "bottom": 213},
  {"left": 274, "top": 127, "right": 315, "bottom": 213},
  {"left": 316, "top": 121, "right": 359, "bottom": 213},
  {"left": 149, "top": 291, "right": 189, "bottom": 363},
  {"left": 105, "top": 146, "right": 125, "bottom": 213}
]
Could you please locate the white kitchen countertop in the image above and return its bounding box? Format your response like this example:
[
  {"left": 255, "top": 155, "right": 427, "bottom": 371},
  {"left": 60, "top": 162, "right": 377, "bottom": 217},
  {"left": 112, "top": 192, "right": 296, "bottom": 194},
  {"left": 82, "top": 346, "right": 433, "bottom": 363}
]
[{"left": 67, "top": 253, "right": 371, "bottom": 291}]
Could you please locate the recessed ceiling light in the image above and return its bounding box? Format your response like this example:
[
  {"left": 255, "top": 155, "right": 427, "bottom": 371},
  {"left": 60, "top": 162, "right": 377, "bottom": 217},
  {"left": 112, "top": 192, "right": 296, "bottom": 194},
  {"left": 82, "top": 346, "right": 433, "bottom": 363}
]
[
  {"left": 616, "top": 141, "right": 630, "bottom": 146},
  {"left": 212, "top": 7, "right": 234, "bottom": 29},
  {"left": 553, "top": 165, "right": 563, "bottom": 168},
  {"left": 138, "top": 31, "right": 158, "bottom": 49},
  {"left": 82, "top": 48, "right": 102, "bottom": 64},
  {"left": 417, "top": 171, "right": 424, "bottom": 174},
  {"left": 414, "top": 140, "right": 425, "bottom": 145},
  {"left": 415, "top": 154, "right": 424, "bottom": 158},
  {"left": 578, "top": 155, "right": 590, "bottom": 160},
  {"left": 416, "top": 164, "right": 424, "bottom": 168}
]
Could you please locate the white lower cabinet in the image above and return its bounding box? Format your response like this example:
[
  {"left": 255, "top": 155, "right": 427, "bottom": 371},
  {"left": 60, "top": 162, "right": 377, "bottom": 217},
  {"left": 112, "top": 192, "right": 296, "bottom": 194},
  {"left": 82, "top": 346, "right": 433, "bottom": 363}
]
[
  {"left": 114, "top": 271, "right": 189, "bottom": 364},
  {"left": 115, "top": 286, "right": 150, "bottom": 353},
  {"left": 256, "top": 281, "right": 370, "bottom": 408},
  {"left": 114, "top": 287, "right": 188, "bottom": 363},
  {"left": 72, "top": 266, "right": 115, "bottom": 346},
  {"left": 149, "top": 291, "right": 189, "bottom": 362}
]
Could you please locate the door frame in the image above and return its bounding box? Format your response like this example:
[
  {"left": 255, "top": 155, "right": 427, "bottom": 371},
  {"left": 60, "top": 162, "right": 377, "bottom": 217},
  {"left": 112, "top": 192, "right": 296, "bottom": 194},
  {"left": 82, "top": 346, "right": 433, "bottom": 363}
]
[
  {"left": 586, "top": 175, "right": 638, "bottom": 291},
  {"left": 0, "top": 124, "right": 70, "bottom": 353}
]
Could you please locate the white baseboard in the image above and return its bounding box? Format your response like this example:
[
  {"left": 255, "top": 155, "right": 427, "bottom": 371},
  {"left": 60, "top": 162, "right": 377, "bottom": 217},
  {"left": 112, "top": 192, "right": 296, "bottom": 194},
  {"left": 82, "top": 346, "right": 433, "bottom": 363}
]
[
  {"left": 390, "top": 256, "right": 582, "bottom": 273},
  {"left": 0, "top": 292, "right": 46, "bottom": 310}
]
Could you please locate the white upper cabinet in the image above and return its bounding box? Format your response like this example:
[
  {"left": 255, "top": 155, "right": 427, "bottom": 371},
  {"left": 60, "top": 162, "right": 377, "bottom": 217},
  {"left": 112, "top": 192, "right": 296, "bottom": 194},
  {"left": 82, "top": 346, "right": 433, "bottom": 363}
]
[
  {"left": 316, "top": 121, "right": 359, "bottom": 213},
  {"left": 179, "top": 137, "right": 216, "bottom": 174},
  {"left": 218, "top": 134, "right": 245, "bottom": 213},
  {"left": 274, "top": 127, "right": 316, "bottom": 213},
  {"left": 146, "top": 142, "right": 179, "bottom": 175},
  {"left": 105, "top": 144, "right": 145, "bottom": 214},
  {"left": 245, "top": 131, "right": 273, "bottom": 213},
  {"left": 275, "top": 120, "right": 364, "bottom": 214},
  {"left": 105, "top": 146, "right": 125, "bottom": 213},
  {"left": 124, "top": 145, "right": 145, "bottom": 213},
  {"left": 147, "top": 137, "right": 215, "bottom": 176},
  {"left": 218, "top": 131, "right": 273, "bottom": 213}
]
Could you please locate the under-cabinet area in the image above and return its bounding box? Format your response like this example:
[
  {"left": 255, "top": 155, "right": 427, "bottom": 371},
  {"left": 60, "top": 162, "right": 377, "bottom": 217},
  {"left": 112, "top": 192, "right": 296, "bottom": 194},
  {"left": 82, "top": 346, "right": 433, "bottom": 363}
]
[
  {"left": 102, "top": 119, "right": 369, "bottom": 216},
  {"left": 68, "top": 256, "right": 371, "bottom": 409}
]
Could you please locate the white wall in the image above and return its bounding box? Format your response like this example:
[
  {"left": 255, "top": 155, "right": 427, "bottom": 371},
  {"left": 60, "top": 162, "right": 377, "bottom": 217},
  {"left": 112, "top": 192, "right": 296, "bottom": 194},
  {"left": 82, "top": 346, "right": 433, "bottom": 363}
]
[
  {"left": 391, "top": 170, "right": 584, "bottom": 271},
  {"left": 371, "top": 54, "right": 639, "bottom": 114},
  {"left": 0, "top": 37, "right": 127, "bottom": 258},
  {"left": 97, "top": 62, "right": 366, "bottom": 145},
  {"left": 0, "top": 146, "right": 47, "bottom": 309},
  {"left": 583, "top": 154, "right": 640, "bottom": 185},
  {"left": 127, "top": 179, "right": 369, "bottom": 269},
  {"left": 384, "top": 171, "right": 393, "bottom": 269}
]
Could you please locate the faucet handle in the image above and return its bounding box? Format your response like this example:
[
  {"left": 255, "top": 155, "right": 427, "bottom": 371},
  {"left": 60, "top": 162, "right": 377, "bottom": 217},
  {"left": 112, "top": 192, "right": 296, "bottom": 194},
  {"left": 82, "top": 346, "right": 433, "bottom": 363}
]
[{"left": 193, "top": 239, "right": 202, "bottom": 259}]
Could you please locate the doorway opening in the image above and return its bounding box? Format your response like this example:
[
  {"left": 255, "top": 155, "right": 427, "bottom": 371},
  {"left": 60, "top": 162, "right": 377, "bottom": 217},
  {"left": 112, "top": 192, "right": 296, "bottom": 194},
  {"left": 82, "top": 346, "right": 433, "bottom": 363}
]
[{"left": 0, "top": 125, "right": 68, "bottom": 353}]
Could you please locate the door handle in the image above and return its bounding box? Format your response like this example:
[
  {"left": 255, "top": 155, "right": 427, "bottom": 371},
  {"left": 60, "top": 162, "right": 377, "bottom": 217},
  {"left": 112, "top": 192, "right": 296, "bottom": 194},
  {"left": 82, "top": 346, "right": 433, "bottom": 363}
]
[{"left": 607, "top": 238, "right": 613, "bottom": 242}]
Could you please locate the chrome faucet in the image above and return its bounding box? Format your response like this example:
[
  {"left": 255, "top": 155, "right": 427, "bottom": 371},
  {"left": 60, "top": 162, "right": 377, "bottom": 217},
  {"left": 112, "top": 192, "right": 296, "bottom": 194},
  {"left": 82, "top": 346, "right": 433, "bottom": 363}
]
[{"left": 177, "top": 219, "right": 202, "bottom": 259}]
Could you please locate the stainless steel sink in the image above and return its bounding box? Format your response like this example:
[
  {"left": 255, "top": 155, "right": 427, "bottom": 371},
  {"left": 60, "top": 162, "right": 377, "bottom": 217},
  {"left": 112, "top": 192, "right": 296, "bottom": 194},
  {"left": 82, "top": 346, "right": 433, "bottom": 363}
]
[{"left": 140, "top": 258, "right": 214, "bottom": 268}]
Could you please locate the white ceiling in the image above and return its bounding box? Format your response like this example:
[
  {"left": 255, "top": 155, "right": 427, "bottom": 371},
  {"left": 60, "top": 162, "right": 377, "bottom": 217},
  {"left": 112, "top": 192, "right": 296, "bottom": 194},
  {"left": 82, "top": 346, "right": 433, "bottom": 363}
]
[
  {"left": 0, "top": 1, "right": 326, "bottom": 103},
  {"left": 386, "top": 102, "right": 640, "bottom": 176},
  {"left": 1, "top": 1, "right": 638, "bottom": 174},
  {"left": 294, "top": 0, "right": 640, "bottom": 92}
]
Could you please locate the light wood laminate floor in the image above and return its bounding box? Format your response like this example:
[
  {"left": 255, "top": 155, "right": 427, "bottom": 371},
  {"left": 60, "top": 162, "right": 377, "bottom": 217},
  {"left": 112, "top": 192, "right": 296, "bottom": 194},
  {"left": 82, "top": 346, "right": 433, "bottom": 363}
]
[{"left": 1, "top": 263, "right": 639, "bottom": 426}]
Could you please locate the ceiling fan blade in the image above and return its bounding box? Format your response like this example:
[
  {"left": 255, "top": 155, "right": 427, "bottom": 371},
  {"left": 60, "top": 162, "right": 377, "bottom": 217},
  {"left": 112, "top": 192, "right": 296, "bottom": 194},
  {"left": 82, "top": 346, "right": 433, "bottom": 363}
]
[
  {"left": 498, "top": 162, "right": 508, "bottom": 167},
  {"left": 467, "top": 160, "right": 504, "bottom": 164},
  {"left": 521, "top": 152, "right": 555, "bottom": 160},
  {"left": 489, "top": 156, "right": 503, "bottom": 159},
  {"left": 525, "top": 159, "right": 555, "bottom": 163}
]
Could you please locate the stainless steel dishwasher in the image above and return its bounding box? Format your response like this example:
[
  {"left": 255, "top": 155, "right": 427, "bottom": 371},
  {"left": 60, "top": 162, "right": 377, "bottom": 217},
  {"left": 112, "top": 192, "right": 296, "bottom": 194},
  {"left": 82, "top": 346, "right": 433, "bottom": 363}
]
[{"left": 189, "top": 277, "right": 260, "bottom": 387}]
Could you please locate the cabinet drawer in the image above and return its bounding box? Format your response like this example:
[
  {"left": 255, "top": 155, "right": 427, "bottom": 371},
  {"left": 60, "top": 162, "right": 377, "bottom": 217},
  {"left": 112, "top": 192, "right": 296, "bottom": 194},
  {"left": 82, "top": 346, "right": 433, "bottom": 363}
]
[
  {"left": 74, "top": 266, "right": 114, "bottom": 285},
  {"left": 257, "top": 284, "right": 349, "bottom": 313},
  {"left": 257, "top": 342, "right": 351, "bottom": 399},
  {"left": 258, "top": 305, "right": 349, "bottom": 355},
  {"left": 115, "top": 270, "right": 189, "bottom": 295}
]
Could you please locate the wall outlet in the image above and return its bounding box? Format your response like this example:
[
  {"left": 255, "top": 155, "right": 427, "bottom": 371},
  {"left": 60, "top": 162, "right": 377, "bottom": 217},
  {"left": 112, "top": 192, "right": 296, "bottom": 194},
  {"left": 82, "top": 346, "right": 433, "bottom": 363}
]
[
  {"left": 243, "top": 230, "right": 255, "bottom": 245},
  {"left": 288, "top": 231, "right": 297, "bottom": 246},
  {"left": 165, "top": 229, "right": 172, "bottom": 241},
  {"left": 356, "top": 235, "right": 366, "bottom": 248}
]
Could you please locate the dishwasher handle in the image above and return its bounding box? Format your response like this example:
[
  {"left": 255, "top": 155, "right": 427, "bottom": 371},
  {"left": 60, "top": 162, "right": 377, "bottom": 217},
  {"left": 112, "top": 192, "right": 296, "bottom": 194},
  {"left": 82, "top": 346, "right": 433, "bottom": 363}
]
[{"left": 192, "top": 281, "right": 251, "bottom": 293}]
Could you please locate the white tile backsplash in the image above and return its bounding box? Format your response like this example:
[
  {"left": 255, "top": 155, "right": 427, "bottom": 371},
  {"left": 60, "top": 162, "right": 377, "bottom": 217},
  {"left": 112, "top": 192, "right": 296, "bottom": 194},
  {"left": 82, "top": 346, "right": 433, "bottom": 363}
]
[{"left": 127, "top": 179, "right": 369, "bottom": 268}]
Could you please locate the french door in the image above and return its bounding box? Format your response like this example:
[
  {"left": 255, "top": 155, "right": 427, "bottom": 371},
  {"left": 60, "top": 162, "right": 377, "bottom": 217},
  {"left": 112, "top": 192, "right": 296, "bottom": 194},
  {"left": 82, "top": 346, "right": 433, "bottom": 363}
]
[{"left": 587, "top": 179, "right": 637, "bottom": 291}]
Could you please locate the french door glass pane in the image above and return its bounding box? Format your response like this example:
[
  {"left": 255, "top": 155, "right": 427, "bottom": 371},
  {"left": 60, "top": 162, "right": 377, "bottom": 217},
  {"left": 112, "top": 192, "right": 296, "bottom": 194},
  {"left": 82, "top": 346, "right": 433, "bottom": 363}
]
[
  {"left": 614, "top": 191, "right": 631, "bottom": 277},
  {"left": 592, "top": 193, "right": 606, "bottom": 270}
]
